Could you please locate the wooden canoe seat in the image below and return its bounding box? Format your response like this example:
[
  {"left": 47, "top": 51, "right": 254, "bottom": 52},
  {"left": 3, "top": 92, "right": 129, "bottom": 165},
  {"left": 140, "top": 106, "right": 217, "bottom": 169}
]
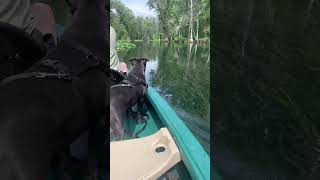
[{"left": 110, "top": 128, "right": 181, "bottom": 180}]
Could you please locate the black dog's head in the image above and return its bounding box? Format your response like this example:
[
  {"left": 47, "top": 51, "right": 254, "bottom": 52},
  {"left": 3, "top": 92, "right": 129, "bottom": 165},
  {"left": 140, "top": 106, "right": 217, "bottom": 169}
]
[
  {"left": 63, "top": 0, "right": 108, "bottom": 61},
  {"left": 127, "top": 58, "right": 149, "bottom": 96},
  {"left": 129, "top": 57, "right": 149, "bottom": 73},
  {"left": 66, "top": 0, "right": 108, "bottom": 15}
]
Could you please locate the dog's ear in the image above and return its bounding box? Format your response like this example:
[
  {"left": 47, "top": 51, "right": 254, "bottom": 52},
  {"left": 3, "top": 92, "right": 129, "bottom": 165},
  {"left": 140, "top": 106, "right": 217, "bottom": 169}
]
[
  {"left": 141, "top": 58, "right": 149, "bottom": 62},
  {"left": 142, "top": 58, "right": 148, "bottom": 65},
  {"left": 129, "top": 58, "right": 137, "bottom": 66},
  {"left": 65, "top": 0, "right": 78, "bottom": 15},
  {"left": 143, "top": 58, "right": 149, "bottom": 66}
]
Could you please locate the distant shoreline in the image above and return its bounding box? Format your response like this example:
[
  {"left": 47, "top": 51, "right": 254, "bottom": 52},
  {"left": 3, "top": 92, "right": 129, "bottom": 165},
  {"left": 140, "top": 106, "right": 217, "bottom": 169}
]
[{"left": 118, "top": 38, "right": 210, "bottom": 44}]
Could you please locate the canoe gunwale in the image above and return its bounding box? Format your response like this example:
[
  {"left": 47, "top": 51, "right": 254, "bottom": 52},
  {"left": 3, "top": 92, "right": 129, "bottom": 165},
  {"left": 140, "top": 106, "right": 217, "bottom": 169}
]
[{"left": 146, "top": 86, "right": 210, "bottom": 180}]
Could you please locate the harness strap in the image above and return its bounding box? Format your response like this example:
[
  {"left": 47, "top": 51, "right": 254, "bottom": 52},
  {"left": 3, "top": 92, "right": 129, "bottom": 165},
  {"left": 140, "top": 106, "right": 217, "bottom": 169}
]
[
  {"left": 65, "top": 41, "right": 110, "bottom": 76},
  {"left": 1, "top": 42, "right": 109, "bottom": 85},
  {"left": 111, "top": 74, "right": 147, "bottom": 89},
  {"left": 134, "top": 113, "right": 149, "bottom": 138},
  {"left": 128, "top": 74, "right": 147, "bottom": 86},
  {"left": 39, "top": 59, "right": 69, "bottom": 72},
  {"left": 1, "top": 72, "right": 72, "bottom": 84},
  {"left": 1, "top": 58, "right": 73, "bottom": 85},
  {"left": 111, "top": 83, "right": 133, "bottom": 89}
]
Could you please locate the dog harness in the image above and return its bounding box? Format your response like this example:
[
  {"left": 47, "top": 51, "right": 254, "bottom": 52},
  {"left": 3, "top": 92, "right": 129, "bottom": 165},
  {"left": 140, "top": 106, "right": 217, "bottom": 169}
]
[
  {"left": 111, "top": 73, "right": 148, "bottom": 89},
  {"left": 1, "top": 41, "right": 110, "bottom": 85}
]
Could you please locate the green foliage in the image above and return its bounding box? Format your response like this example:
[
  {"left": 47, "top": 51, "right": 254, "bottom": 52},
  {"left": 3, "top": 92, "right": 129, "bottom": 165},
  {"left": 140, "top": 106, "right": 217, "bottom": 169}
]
[
  {"left": 116, "top": 41, "right": 136, "bottom": 51},
  {"left": 111, "top": 0, "right": 209, "bottom": 42},
  {"left": 111, "top": 0, "right": 160, "bottom": 41},
  {"left": 147, "top": 0, "right": 210, "bottom": 41},
  {"left": 111, "top": 0, "right": 135, "bottom": 40}
]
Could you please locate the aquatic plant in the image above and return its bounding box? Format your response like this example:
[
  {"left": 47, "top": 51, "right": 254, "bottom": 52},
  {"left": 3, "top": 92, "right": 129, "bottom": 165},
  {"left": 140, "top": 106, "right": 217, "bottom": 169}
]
[{"left": 116, "top": 41, "right": 136, "bottom": 51}]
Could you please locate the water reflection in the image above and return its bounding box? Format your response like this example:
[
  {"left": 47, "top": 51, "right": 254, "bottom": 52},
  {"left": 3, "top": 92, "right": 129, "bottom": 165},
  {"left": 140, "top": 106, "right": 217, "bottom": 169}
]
[
  {"left": 118, "top": 42, "right": 210, "bottom": 152},
  {"left": 213, "top": 1, "right": 320, "bottom": 179}
]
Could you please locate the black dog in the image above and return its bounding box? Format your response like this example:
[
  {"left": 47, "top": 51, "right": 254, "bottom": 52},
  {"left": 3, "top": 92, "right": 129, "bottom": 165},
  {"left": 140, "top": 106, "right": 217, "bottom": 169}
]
[
  {"left": 0, "top": 0, "right": 108, "bottom": 180},
  {"left": 110, "top": 58, "right": 148, "bottom": 140},
  {"left": 0, "top": 22, "right": 47, "bottom": 81}
]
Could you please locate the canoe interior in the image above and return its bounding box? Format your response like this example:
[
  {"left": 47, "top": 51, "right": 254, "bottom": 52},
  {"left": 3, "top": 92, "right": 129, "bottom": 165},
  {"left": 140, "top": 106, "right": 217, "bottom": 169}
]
[
  {"left": 124, "top": 99, "right": 192, "bottom": 180},
  {"left": 48, "top": 94, "right": 192, "bottom": 179},
  {"left": 124, "top": 100, "right": 163, "bottom": 139}
]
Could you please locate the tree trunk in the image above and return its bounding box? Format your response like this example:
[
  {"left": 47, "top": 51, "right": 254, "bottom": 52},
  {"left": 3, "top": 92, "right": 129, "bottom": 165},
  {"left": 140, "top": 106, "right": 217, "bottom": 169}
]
[
  {"left": 189, "top": 0, "right": 194, "bottom": 42},
  {"left": 196, "top": 11, "right": 200, "bottom": 41},
  {"left": 241, "top": 0, "right": 254, "bottom": 57}
]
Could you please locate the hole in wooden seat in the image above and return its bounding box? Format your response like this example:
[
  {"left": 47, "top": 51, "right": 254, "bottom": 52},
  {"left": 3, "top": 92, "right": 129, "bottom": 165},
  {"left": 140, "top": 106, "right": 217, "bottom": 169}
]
[{"left": 155, "top": 146, "right": 166, "bottom": 153}]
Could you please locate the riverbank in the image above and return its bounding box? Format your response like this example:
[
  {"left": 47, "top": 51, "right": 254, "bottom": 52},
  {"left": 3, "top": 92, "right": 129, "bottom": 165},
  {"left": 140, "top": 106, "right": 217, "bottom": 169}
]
[{"left": 118, "top": 38, "right": 210, "bottom": 45}]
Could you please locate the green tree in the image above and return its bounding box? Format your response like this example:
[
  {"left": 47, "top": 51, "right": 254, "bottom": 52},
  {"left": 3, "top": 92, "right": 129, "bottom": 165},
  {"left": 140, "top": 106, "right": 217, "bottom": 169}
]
[
  {"left": 111, "top": 0, "right": 137, "bottom": 40},
  {"left": 147, "top": 0, "right": 209, "bottom": 42},
  {"left": 111, "top": 0, "right": 160, "bottom": 41},
  {"left": 111, "top": 0, "right": 209, "bottom": 42}
]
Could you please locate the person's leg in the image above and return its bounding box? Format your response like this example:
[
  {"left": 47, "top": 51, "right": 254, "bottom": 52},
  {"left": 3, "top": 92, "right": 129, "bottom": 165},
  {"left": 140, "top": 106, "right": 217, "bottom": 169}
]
[
  {"left": 30, "top": 3, "right": 57, "bottom": 44},
  {"left": 118, "top": 62, "right": 128, "bottom": 75}
]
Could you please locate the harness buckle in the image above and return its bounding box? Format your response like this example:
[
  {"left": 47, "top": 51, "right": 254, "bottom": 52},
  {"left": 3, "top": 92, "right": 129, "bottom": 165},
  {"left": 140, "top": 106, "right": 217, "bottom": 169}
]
[
  {"left": 33, "top": 72, "right": 73, "bottom": 81},
  {"left": 40, "top": 59, "right": 60, "bottom": 71},
  {"left": 33, "top": 72, "right": 47, "bottom": 78}
]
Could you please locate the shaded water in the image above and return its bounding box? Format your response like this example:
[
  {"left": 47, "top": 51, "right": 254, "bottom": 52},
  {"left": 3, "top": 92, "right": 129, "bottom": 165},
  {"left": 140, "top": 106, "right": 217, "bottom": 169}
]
[
  {"left": 213, "top": 1, "right": 320, "bottom": 179},
  {"left": 118, "top": 42, "right": 210, "bottom": 152}
]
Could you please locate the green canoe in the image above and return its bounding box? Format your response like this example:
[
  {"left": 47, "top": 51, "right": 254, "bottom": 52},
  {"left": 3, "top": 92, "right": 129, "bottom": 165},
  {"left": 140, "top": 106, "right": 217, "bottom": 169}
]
[
  {"left": 111, "top": 86, "right": 210, "bottom": 180},
  {"left": 48, "top": 85, "right": 211, "bottom": 180}
]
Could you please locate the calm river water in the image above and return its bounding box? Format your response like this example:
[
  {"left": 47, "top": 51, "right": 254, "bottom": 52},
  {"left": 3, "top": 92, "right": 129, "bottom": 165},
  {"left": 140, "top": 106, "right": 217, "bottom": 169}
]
[{"left": 118, "top": 42, "right": 210, "bottom": 152}]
